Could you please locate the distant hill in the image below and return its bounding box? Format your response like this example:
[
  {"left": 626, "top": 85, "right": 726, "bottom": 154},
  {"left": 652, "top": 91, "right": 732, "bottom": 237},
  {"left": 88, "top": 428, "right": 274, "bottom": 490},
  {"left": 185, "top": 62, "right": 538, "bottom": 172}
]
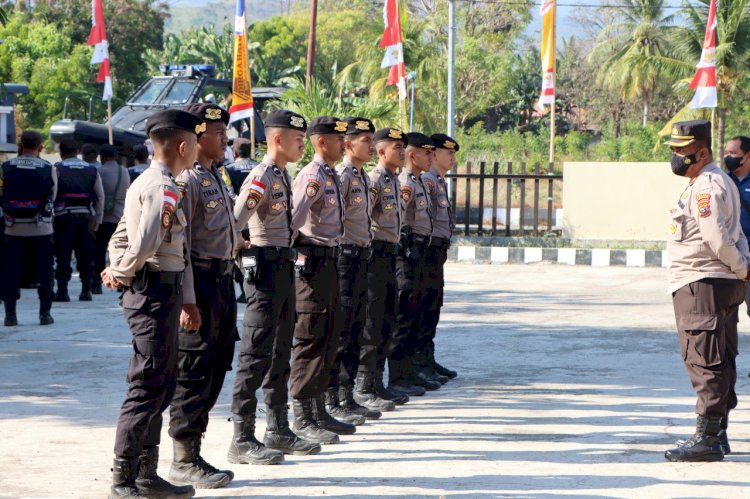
[{"left": 166, "top": 0, "right": 284, "bottom": 33}]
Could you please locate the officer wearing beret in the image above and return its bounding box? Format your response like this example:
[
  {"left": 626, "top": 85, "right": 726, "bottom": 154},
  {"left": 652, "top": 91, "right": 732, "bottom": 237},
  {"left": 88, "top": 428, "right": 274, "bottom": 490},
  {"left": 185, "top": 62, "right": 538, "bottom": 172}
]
[
  {"left": 166, "top": 103, "right": 237, "bottom": 489},
  {"left": 289, "top": 116, "right": 356, "bottom": 443},
  {"left": 1, "top": 130, "right": 57, "bottom": 327},
  {"left": 102, "top": 109, "right": 200, "bottom": 498},
  {"left": 419, "top": 133, "right": 459, "bottom": 381},
  {"left": 391, "top": 132, "right": 442, "bottom": 393},
  {"left": 229, "top": 110, "right": 321, "bottom": 462},
  {"left": 355, "top": 128, "right": 411, "bottom": 411},
  {"left": 53, "top": 140, "right": 105, "bottom": 302},
  {"left": 325, "top": 117, "right": 382, "bottom": 424},
  {"left": 664, "top": 120, "right": 750, "bottom": 462}
]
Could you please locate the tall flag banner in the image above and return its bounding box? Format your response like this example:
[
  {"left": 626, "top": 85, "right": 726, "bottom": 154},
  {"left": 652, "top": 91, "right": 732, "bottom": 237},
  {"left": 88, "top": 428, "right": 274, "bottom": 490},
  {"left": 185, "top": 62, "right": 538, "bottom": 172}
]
[
  {"left": 689, "top": 0, "right": 718, "bottom": 109},
  {"left": 380, "top": 0, "right": 407, "bottom": 100},
  {"left": 87, "top": 0, "right": 112, "bottom": 101},
  {"left": 539, "top": 0, "right": 556, "bottom": 105},
  {"left": 229, "top": 0, "right": 254, "bottom": 123}
]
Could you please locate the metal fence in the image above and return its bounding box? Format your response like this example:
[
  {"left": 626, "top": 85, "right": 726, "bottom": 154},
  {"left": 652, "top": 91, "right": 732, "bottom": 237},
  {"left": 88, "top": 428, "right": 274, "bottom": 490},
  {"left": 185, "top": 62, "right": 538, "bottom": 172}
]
[{"left": 446, "top": 161, "right": 563, "bottom": 236}]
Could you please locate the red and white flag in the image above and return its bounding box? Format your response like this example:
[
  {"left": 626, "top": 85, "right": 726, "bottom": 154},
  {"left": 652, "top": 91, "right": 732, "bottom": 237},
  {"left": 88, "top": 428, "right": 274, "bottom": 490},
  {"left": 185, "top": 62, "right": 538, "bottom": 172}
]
[
  {"left": 87, "top": 0, "right": 113, "bottom": 101},
  {"left": 689, "top": 0, "right": 718, "bottom": 109},
  {"left": 380, "top": 0, "right": 407, "bottom": 100}
]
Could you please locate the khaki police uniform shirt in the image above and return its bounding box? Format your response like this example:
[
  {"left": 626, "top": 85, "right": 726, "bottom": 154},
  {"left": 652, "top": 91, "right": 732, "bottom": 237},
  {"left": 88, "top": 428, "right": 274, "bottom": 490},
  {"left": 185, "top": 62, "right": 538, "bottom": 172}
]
[
  {"left": 176, "top": 162, "right": 238, "bottom": 304},
  {"left": 667, "top": 162, "right": 750, "bottom": 293},
  {"left": 99, "top": 160, "right": 131, "bottom": 224},
  {"left": 421, "top": 167, "right": 453, "bottom": 240},
  {"left": 368, "top": 164, "right": 402, "bottom": 243},
  {"left": 107, "top": 160, "right": 191, "bottom": 288},
  {"left": 337, "top": 159, "right": 373, "bottom": 247},
  {"left": 0, "top": 155, "right": 58, "bottom": 237},
  {"left": 398, "top": 167, "right": 433, "bottom": 237},
  {"left": 234, "top": 155, "right": 295, "bottom": 248},
  {"left": 291, "top": 155, "right": 344, "bottom": 247}
]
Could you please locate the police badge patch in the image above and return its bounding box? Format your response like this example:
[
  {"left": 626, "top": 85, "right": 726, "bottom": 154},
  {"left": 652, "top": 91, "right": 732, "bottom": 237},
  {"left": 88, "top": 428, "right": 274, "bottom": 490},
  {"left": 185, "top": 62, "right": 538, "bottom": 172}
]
[
  {"left": 400, "top": 186, "right": 412, "bottom": 202},
  {"left": 306, "top": 179, "right": 321, "bottom": 198}
]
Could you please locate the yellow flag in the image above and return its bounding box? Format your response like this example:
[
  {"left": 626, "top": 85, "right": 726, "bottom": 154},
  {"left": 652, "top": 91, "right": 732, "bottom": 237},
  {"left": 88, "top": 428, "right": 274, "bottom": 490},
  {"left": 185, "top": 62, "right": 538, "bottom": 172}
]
[
  {"left": 540, "top": 0, "right": 556, "bottom": 105},
  {"left": 229, "top": 0, "right": 254, "bottom": 123}
]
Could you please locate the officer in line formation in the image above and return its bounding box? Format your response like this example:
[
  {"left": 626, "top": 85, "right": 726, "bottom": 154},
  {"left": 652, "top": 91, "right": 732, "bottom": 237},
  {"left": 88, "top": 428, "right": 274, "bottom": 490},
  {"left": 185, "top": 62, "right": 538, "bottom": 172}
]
[
  {"left": 664, "top": 120, "right": 749, "bottom": 463},
  {"left": 92, "top": 105, "right": 459, "bottom": 496}
]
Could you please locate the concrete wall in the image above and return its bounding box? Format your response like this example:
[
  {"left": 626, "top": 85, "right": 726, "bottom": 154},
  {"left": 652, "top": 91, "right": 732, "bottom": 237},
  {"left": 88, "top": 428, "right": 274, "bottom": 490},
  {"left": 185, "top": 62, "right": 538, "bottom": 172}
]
[{"left": 563, "top": 162, "right": 688, "bottom": 241}]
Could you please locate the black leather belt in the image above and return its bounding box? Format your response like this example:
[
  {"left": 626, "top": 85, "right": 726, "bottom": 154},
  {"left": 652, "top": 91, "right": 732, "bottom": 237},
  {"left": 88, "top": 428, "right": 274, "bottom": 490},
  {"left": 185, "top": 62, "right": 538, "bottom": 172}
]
[
  {"left": 371, "top": 240, "right": 399, "bottom": 256},
  {"left": 430, "top": 236, "right": 451, "bottom": 249},
  {"left": 295, "top": 245, "right": 338, "bottom": 259},
  {"left": 192, "top": 257, "right": 235, "bottom": 276},
  {"left": 144, "top": 269, "right": 184, "bottom": 286},
  {"left": 338, "top": 244, "right": 373, "bottom": 260},
  {"left": 246, "top": 246, "right": 297, "bottom": 262}
]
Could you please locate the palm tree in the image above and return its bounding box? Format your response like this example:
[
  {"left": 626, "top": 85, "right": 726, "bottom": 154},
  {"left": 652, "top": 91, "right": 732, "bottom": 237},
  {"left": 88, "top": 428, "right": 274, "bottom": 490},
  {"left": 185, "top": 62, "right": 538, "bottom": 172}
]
[{"left": 588, "top": 0, "right": 676, "bottom": 127}]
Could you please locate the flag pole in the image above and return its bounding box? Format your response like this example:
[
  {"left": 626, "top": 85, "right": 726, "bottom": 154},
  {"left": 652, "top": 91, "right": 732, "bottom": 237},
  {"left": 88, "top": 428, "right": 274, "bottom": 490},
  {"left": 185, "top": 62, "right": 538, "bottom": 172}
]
[
  {"left": 250, "top": 113, "right": 256, "bottom": 159},
  {"left": 107, "top": 99, "right": 113, "bottom": 145}
]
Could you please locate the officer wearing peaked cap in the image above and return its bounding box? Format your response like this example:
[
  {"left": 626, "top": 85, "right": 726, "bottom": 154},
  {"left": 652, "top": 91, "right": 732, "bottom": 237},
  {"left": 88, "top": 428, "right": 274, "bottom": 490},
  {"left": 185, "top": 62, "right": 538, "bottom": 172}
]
[
  {"left": 289, "top": 116, "right": 357, "bottom": 443},
  {"left": 663, "top": 120, "right": 750, "bottom": 463},
  {"left": 103, "top": 109, "right": 201, "bottom": 499},
  {"left": 229, "top": 109, "right": 321, "bottom": 462}
]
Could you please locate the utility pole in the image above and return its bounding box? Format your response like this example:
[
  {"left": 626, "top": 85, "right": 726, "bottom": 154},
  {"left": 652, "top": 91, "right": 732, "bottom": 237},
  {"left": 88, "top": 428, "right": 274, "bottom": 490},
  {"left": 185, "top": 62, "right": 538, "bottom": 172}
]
[
  {"left": 306, "top": 0, "right": 318, "bottom": 91},
  {"left": 447, "top": 0, "right": 456, "bottom": 139}
]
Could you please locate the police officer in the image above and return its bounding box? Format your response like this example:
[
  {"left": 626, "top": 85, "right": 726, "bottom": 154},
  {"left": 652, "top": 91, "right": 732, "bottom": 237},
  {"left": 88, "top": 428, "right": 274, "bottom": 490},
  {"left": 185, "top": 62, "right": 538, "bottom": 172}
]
[
  {"left": 324, "top": 117, "right": 382, "bottom": 424},
  {"left": 0, "top": 130, "right": 57, "bottom": 327},
  {"left": 92, "top": 144, "right": 130, "bottom": 295},
  {"left": 663, "top": 120, "right": 749, "bottom": 462},
  {"left": 229, "top": 110, "right": 321, "bottom": 463},
  {"left": 166, "top": 103, "right": 237, "bottom": 489},
  {"left": 102, "top": 109, "right": 201, "bottom": 498},
  {"left": 53, "top": 140, "right": 105, "bottom": 301},
  {"left": 226, "top": 137, "right": 258, "bottom": 197},
  {"left": 355, "top": 128, "right": 411, "bottom": 411},
  {"left": 128, "top": 144, "right": 150, "bottom": 183},
  {"left": 725, "top": 135, "right": 750, "bottom": 319},
  {"left": 391, "top": 132, "right": 441, "bottom": 392},
  {"left": 289, "top": 116, "right": 355, "bottom": 443},
  {"left": 418, "top": 133, "right": 459, "bottom": 381},
  {"left": 82, "top": 143, "right": 102, "bottom": 168}
]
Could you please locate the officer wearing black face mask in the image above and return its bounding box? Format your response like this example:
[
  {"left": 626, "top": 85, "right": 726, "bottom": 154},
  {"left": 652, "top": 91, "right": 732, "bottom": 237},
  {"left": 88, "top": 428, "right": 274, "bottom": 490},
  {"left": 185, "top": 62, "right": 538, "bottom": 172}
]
[
  {"left": 726, "top": 136, "right": 750, "bottom": 319},
  {"left": 664, "top": 120, "right": 750, "bottom": 463}
]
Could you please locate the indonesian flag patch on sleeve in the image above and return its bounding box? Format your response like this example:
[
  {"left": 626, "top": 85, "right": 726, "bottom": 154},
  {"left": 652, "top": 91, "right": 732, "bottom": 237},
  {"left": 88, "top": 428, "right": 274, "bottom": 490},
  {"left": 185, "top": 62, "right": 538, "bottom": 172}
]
[{"left": 162, "top": 189, "right": 178, "bottom": 228}]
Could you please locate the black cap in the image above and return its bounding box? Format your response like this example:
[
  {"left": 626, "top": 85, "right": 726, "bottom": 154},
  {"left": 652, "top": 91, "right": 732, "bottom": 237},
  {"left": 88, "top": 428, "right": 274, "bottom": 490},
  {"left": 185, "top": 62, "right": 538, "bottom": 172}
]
[
  {"left": 264, "top": 110, "right": 307, "bottom": 131},
  {"left": 146, "top": 109, "right": 204, "bottom": 137},
  {"left": 183, "top": 103, "right": 230, "bottom": 126},
  {"left": 307, "top": 116, "right": 348, "bottom": 136},
  {"left": 373, "top": 127, "right": 408, "bottom": 146},
  {"left": 665, "top": 120, "right": 712, "bottom": 148},
  {"left": 405, "top": 132, "right": 436, "bottom": 150},
  {"left": 343, "top": 117, "right": 375, "bottom": 135},
  {"left": 431, "top": 133, "right": 459, "bottom": 152}
]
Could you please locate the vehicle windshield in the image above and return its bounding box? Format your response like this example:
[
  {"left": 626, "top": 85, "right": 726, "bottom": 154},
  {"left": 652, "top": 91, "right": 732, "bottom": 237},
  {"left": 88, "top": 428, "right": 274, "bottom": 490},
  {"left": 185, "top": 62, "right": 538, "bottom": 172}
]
[
  {"left": 129, "top": 78, "right": 170, "bottom": 105},
  {"left": 162, "top": 80, "right": 199, "bottom": 105}
]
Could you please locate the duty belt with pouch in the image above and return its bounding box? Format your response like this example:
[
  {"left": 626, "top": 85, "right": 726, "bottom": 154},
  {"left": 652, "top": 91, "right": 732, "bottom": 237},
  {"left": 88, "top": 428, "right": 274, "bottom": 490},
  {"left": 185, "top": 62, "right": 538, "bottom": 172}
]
[
  {"left": 371, "top": 240, "right": 399, "bottom": 256},
  {"left": 338, "top": 244, "right": 373, "bottom": 260},
  {"left": 241, "top": 247, "right": 298, "bottom": 282},
  {"left": 293, "top": 245, "right": 337, "bottom": 278},
  {"left": 192, "top": 257, "right": 236, "bottom": 276},
  {"left": 402, "top": 232, "right": 431, "bottom": 260},
  {"left": 430, "top": 236, "right": 451, "bottom": 249},
  {"left": 131, "top": 266, "right": 185, "bottom": 294}
]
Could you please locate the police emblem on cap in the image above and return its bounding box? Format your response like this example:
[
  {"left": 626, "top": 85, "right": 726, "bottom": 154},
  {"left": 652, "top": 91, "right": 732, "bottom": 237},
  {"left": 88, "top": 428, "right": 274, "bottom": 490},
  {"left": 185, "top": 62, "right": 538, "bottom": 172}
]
[
  {"left": 290, "top": 116, "right": 305, "bottom": 128},
  {"left": 672, "top": 126, "right": 680, "bottom": 136},
  {"left": 206, "top": 108, "right": 222, "bottom": 120},
  {"left": 195, "top": 122, "right": 207, "bottom": 134},
  {"left": 335, "top": 121, "right": 348, "bottom": 133},
  {"left": 388, "top": 129, "right": 402, "bottom": 140},
  {"left": 443, "top": 140, "right": 456, "bottom": 150},
  {"left": 356, "top": 120, "right": 370, "bottom": 131}
]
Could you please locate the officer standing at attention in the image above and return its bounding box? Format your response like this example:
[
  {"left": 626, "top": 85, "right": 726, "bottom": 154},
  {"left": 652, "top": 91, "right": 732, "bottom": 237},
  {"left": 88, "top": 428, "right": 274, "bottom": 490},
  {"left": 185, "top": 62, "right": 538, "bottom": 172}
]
[
  {"left": 355, "top": 128, "right": 411, "bottom": 411},
  {"left": 325, "top": 117, "right": 382, "bottom": 424},
  {"left": 290, "top": 116, "right": 356, "bottom": 444},
  {"left": 102, "top": 109, "right": 201, "bottom": 499},
  {"left": 0, "top": 130, "right": 57, "bottom": 327},
  {"left": 664, "top": 120, "right": 749, "bottom": 462},
  {"left": 53, "top": 140, "right": 105, "bottom": 302},
  {"left": 418, "top": 133, "right": 459, "bottom": 381},
  {"left": 229, "top": 110, "right": 321, "bottom": 464},
  {"left": 165, "top": 103, "right": 237, "bottom": 489},
  {"left": 92, "top": 144, "right": 130, "bottom": 295},
  {"left": 391, "top": 132, "right": 441, "bottom": 393}
]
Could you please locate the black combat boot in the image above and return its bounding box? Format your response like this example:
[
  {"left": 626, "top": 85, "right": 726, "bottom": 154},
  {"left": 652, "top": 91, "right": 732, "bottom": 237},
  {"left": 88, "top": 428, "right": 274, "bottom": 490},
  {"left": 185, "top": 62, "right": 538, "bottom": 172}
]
[
  {"left": 79, "top": 289, "right": 93, "bottom": 301},
  {"left": 292, "top": 398, "right": 340, "bottom": 444},
  {"left": 313, "top": 394, "right": 357, "bottom": 435},
  {"left": 388, "top": 359, "right": 428, "bottom": 396},
  {"left": 39, "top": 310, "right": 54, "bottom": 326},
  {"left": 353, "top": 371, "right": 395, "bottom": 412},
  {"left": 415, "top": 349, "right": 449, "bottom": 384},
  {"left": 429, "top": 344, "right": 457, "bottom": 379},
  {"left": 168, "top": 436, "right": 234, "bottom": 489},
  {"left": 91, "top": 279, "right": 104, "bottom": 295},
  {"left": 665, "top": 416, "right": 724, "bottom": 462},
  {"left": 264, "top": 404, "right": 321, "bottom": 455},
  {"left": 135, "top": 446, "right": 195, "bottom": 498},
  {"left": 325, "top": 387, "right": 366, "bottom": 425},
  {"left": 340, "top": 383, "right": 382, "bottom": 419},
  {"left": 719, "top": 416, "right": 731, "bottom": 454},
  {"left": 109, "top": 457, "right": 144, "bottom": 498},
  {"left": 4, "top": 300, "right": 17, "bottom": 327},
  {"left": 53, "top": 284, "right": 70, "bottom": 302},
  {"left": 404, "top": 356, "right": 441, "bottom": 391},
  {"left": 227, "top": 413, "right": 285, "bottom": 465}
]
